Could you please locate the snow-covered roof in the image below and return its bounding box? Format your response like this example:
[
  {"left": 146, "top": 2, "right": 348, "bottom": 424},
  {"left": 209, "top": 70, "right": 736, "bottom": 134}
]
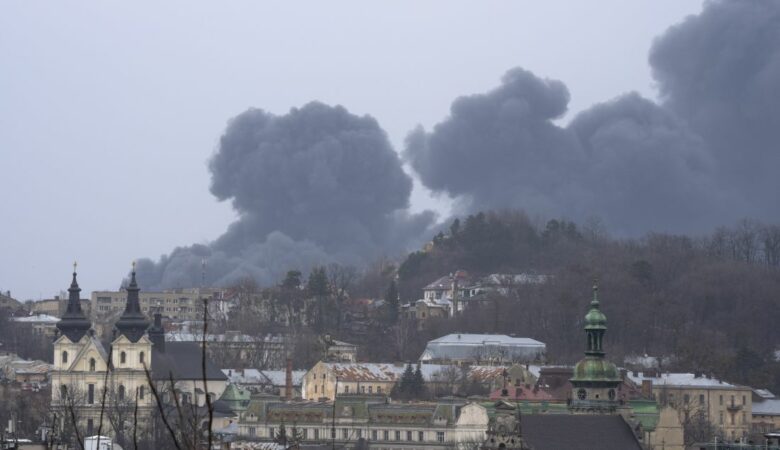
[
  {"left": 754, "top": 389, "right": 776, "bottom": 399},
  {"left": 13, "top": 314, "right": 60, "bottom": 323},
  {"left": 477, "top": 273, "right": 548, "bottom": 286},
  {"left": 321, "top": 362, "right": 452, "bottom": 382},
  {"left": 167, "top": 332, "right": 284, "bottom": 344},
  {"left": 261, "top": 370, "right": 306, "bottom": 386},
  {"left": 627, "top": 372, "right": 746, "bottom": 389},
  {"left": 221, "top": 369, "right": 306, "bottom": 386},
  {"left": 420, "top": 334, "right": 545, "bottom": 362},
  {"left": 754, "top": 399, "right": 780, "bottom": 415}
]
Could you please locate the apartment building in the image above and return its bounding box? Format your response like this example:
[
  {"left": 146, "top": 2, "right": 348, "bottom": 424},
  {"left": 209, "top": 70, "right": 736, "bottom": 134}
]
[
  {"left": 628, "top": 371, "right": 753, "bottom": 441},
  {"left": 90, "top": 287, "right": 227, "bottom": 322}
]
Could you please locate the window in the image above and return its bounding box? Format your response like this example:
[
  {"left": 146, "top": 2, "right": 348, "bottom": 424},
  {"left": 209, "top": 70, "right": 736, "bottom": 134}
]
[
  {"left": 140, "top": 351, "right": 145, "bottom": 364},
  {"left": 418, "top": 431, "right": 424, "bottom": 441},
  {"left": 314, "top": 385, "right": 318, "bottom": 394},
  {"left": 331, "top": 428, "right": 336, "bottom": 439},
  {"left": 356, "top": 429, "right": 362, "bottom": 438},
  {"left": 383, "top": 430, "right": 389, "bottom": 440},
  {"left": 684, "top": 394, "right": 689, "bottom": 404},
  {"left": 361, "top": 385, "right": 366, "bottom": 393},
  {"left": 368, "top": 386, "right": 373, "bottom": 394},
  {"left": 343, "top": 385, "right": 348, "bottom": 394},
  {"left": 269, "top": 427, "right": 274, "bottom": 438},
  {"left": 303, "top": 428, "right": 308, "bottom": 439},
  {"left": 118, "top": 385, "right": 125, "bottom": 401},
  {"left": 88, "top": 384, "right": 95, "bottom": 404},
  {"left": 742, "top": 412, "right": 746, "bottom": 424},
  {"left": 371, "top": 430, "right": 377, "bottom": 440},
  {"left": 62, "top": 351, "right": 68, "bottom": 364},
  {"left": 60, "top": 385, "right": 67, "bottom": 399},
  {"left": 120, "top": 351, "right": 127, "bottom": 364},
  {"left": 377, "top": 386, "right": 382, "bottom": 394},
  {"left": 719, "top": 411, "right": 723, "bottom": 424},
  {"left": 407, "top": 431, "right": 413, "bottom": 441},
  {"left": 699, "top": 394, "right": 705, "bottom": 405},
  {"left": 342, "top": 428, "right": 349, "bottom": 439},
  {"left": 395, "top": 430, "right": 401, "bottom": 441},
  {"left": 87, "top": 419, "right": 94, "bottom": 435},
  {"left": 314, "top": 429, "right": 319, "bottom": 440},
  {"left": 719, "top": 395, "right": 723, "bottom": 406},
  {"left": 139, "top": 386, "right": 145, "bottom": 400},
  {"left": 437, "top": 431, "right": 445, "bottom": 443},
  {"left": 742, "top": 395, "right": 746, "bottom": 405},
  {"left": 89, "top": 358, "right": 96, "bottom": 372},
  {"left": 248, "top": 427, "right": 256, "bottom": 437}
]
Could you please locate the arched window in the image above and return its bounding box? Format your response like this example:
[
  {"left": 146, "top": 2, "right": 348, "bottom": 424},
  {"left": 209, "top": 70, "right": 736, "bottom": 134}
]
[
  {"left": 139, "top": 351, "right": 145, "bottom": 364},
  {"left": 62, "top": 351, "right": 68, "bottom": 364},
  {"left": 120, "top": 351, "right": 126, "bottom": 364},
  {"left": 89, "top": 358, "right": 96, "bottom": 372},
  {"left": 60, "top": 385, "right": 67, "bottom": 399},
  {"left": 118, "top": 385, "right": 125, "bottom": 401}
]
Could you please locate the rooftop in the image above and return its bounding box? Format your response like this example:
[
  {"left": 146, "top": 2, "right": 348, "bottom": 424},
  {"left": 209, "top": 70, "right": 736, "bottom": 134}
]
[
  {"left": 428, "top": 333, "right": 545, "bottom": 347},
  {"left": 754, "top": 399, "right": 780, "bottom": 416},
  {"left": 627, "top": 372, "right": 746, "bottom": 389},
  {"left": 13, "top": 314, "right": 60, "bottom": 323}
]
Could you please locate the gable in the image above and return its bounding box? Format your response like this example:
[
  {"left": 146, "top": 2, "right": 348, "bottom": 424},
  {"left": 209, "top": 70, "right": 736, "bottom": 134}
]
[{"left": 68, "top": 336, "right": 109, "bottom": 372}]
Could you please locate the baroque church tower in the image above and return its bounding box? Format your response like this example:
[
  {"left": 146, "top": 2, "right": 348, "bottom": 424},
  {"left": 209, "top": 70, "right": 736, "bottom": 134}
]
[
  {"left": 52, "top": 264, "right": 154, "bottom": 438},
  {"left": 569, "top": 283, "right": 622, "bottom": 414}
]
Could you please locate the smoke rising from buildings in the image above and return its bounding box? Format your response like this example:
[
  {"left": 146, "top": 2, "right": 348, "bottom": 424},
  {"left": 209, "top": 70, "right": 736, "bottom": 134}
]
[
  {"left": 405, "top": 0, "right": 779, "bottom": 235},
  {"left": 136, "top": 102, "right": 434, "bottom": 289},
  {"left": 139, "top": 0, "right": 779, "bottom": 288}
]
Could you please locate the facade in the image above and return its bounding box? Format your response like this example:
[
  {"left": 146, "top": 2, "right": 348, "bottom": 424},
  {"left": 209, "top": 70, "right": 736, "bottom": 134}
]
[
  {"left": 51, "top": 266, "right": 227, "bottom": 440},
  {"left": 223, "top": 368, "right": 306, "bottom": 398},
  {"left": 752, "top": 397, "right": 780, "bottom": 436},
  {"left": 31, "top": 297, "right": 92, "bottom": 318},
  {"left": 12, "top": 313, "right": 61, "bottom": 338},
  {"left": 90, "top": 287, "right": 228, "bottom": 322},
  {"left": 236, "top": 396, "right": 488, "bottom": 449},
  {"left": 420, "top": 334, "right": 546, "bottom": 365},
  {"left": 627, "top": 371, "right": 754, "bottom": 441}
]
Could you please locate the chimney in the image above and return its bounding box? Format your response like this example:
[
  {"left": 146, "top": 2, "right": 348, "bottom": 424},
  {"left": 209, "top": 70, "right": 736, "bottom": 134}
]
[
  {"left": 285, "top": 358, "right": 293, "bottom": 401},
  {"left": 149, "top": 313, "right": 165, "bottom": 353},
  {"left": 641, "top": 379, "right": 653, "bottom": 399}
]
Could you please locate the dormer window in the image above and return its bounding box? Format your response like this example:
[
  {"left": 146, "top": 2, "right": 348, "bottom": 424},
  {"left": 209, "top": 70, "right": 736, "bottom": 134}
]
[
  {"left": 120, "top": 351, "right": 127, "bottom": 364},
  {"left": 139, "top": 351, "right": 145, "bottom": 364},
  {"left": 89, "top": 358, "right": 96, "bottom": 372},
  {"left": 62, "top": 351, "right": 68, "bottom": 364}
]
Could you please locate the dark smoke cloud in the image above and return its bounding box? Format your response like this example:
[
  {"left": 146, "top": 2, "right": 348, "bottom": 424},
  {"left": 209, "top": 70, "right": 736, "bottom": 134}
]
[
  {"left": 137, "top": 102, "right": 434, "bottom": 289},
  {"left": 649, "top": 0, "right": 780, "bottom": 212},
  {"left": 405, "top": 0, "right": 779, "bottom": 234}
]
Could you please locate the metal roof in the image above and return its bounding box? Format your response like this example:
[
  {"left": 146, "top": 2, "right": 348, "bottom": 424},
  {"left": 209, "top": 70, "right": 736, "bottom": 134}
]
[{"left": 627, "top": 372, "right": 746, "bottom": 389}]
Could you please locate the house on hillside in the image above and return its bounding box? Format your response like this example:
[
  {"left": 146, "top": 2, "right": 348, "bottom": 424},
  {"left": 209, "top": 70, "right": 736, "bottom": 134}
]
[{"left": 419, "top": 333, "right": 546, "bottom": 365}]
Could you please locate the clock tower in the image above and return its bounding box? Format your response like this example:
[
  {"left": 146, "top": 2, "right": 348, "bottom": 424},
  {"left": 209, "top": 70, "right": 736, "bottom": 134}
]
[{"left": 569, "top": 283, "right": 622, "bottom": 414}]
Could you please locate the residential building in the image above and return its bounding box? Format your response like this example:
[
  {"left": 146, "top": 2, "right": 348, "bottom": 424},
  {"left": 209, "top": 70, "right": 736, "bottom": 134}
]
[
  {"left": 419, "top": 333, "right": 546, "bottom": 365},
  {"left": 90, "top": 287, "right": 229, "bottom": 323},
  {"left": 323, "top": 336, "right": 358, "bottom": 362},
  {"left": 31, "top": 296, "right": 92, "bottom": 318},
  {"left": 222, "top": 368, "right": 306, "bottom": 398},
  {"left": 752, "top": 390, "right": 780, "bottom": 437},
  {"left": 235, "top": 396, "right": 488, "bottom": 449},
  {"left": 12, "top": 313, "right": 61, "bottom": 338},
  {"left": 627, "top": 371, "right": 753, "bottom": 441}
]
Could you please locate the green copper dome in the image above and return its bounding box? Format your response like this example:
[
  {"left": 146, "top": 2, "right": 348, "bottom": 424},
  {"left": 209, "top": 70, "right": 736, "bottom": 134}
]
[
  {"left": 571, "top": 356, "right": 620, "bottom": 382},
  {"left": 584, "top": 284, "right": 607, "bottom": 330}
]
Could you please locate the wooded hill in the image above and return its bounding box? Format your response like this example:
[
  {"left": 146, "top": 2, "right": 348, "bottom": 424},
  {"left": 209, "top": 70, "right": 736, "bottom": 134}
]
[{"left": 396, "top": 211, "right": 780, "bottom": 393}]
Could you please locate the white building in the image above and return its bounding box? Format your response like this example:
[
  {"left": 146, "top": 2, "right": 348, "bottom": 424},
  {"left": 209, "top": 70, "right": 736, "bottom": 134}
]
[{"left": 420, "top": 333, "right": 546, "bottom": 364}]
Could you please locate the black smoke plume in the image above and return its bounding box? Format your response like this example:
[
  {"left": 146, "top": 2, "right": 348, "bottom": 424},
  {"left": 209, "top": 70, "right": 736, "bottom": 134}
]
[
  {"left": 136, "top": 102, "right": 434, "bottom": 289},
  {"left": 405, "top": 0, "right": 779, "bottom": 234}
]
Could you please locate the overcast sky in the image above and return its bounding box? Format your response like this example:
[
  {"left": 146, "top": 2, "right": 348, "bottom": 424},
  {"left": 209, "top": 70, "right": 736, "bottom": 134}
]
[{"left": 0, "top": 1, "right": 704, "bottom": 300}]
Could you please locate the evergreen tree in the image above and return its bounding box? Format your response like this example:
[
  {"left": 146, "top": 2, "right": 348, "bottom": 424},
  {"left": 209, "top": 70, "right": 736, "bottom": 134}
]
[
  {"left": 384, "top": 279, "right": 399, "bottom": 324},
  {"left": 413, "top": 362, "right": 428, "bottom": 399},
  {"left": 306, "top": 266, "right": 329, "bottom": 331},
  {"left": 281, "top": 270, "right": 303, "bottom": 289},
  {"left": 392, "top": 363, "right": 416, "bottom": 400},
  {"left": 274, "top": 421, "right": 288, "bottom": 445}
]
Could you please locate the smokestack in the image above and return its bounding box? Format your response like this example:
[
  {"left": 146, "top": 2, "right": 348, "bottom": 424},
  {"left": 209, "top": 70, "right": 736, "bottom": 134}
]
[{"left": 285, "top": 358, "right": 293, "bottom": 401}]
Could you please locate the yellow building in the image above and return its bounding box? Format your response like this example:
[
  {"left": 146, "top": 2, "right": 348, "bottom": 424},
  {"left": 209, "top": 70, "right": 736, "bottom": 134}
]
[
  {"left": 628, "top": 371, "right": 753, "bottom": 441},
  {"left": 51, "top": 267, "right": 227, "bottom": 444}
]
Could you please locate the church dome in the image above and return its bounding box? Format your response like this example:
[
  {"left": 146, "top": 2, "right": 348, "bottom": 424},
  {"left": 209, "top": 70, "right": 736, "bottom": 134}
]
[{"left": 571, "top": 356, "right": 620, "bottom": 382}]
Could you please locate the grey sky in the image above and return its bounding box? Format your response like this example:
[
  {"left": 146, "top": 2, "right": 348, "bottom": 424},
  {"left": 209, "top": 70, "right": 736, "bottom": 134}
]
[{"left": 0, "top": 1, "right": 703, "bottom": 299}]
